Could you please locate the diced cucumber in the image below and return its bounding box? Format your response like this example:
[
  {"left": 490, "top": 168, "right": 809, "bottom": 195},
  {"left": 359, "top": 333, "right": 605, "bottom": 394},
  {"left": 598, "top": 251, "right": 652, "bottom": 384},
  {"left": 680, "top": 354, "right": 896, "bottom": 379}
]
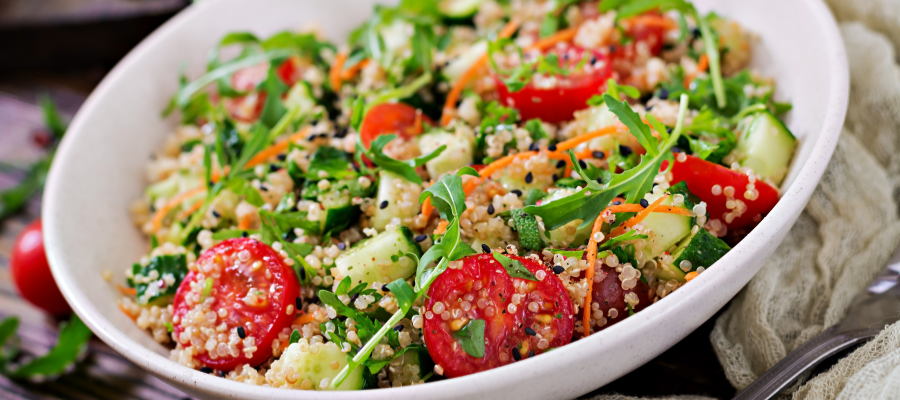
[
  {"left": 274, "top": 341, "right": 363, "bottom": 390},
  {"left": 146, "top": 172, "right": 203, "bottom": 203},
  {"left": 735, "top": 111, "right": 796, "bottom": 185},
  {"left": 497, "top": 172, "right": 553, "bottom": 193},
  {"left": 439, "top": 0, "right": 483, "bottom": 18},
  {"left": 417, "top": 128, "right": 475, "bottom": 178},
  {"left": 371, "top": 171, "right": 421, "bottom": 231},
  {"left": 641, "top": 191, "right": 693, "bottom": 258},
  {"left": 318, "top": 189, "right": 360, "bottom": 235},
  {"left": 671, "top": 228, "right": 731, "bottom": 272},
  {"left": 333, "top": 226, "right": 422, "bottom": 286},
  {"left": 539, "top": 189, "right": 592, "bottom": 247},
  {"left": 442, "top": 41, "right": 487, "bottom": 83}
]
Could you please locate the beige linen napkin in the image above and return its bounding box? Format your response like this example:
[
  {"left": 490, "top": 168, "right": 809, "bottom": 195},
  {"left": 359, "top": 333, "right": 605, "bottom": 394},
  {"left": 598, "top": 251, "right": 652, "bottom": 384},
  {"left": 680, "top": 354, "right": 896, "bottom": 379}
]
[{"left": 591, "top": 0, "right": 900, "bottom": 398}]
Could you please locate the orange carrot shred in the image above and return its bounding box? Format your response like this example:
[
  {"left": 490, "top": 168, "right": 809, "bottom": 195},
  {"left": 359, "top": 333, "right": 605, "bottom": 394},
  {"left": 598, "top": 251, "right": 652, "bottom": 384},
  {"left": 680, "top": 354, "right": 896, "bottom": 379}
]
[
  {"left": 684, "top": 54, "right": 709, "bottom": 88},
  {"left": 117, "top": 284, "right": 137, "bottom": 296},
  {"left": 292, "top": 313, "right": 315, "bottom": 326},
  {"left": 434, "top": 220, "right": 449, "bottom": 235},
  {"left": 685, "top": 271, "right": 699, "bottom": 281},
  {"left": 582, "top": 208, "right": 609, "bottom": 337},
  {"left": 609, "top": 195, "right": 668, "bottom": 239},
  {"left": 119, "top": 302, "right": 137, "bottom": 320},
  {"left": 151, "top": 186, "right": 207, "bottom": 232},
  {"left": 340, "top": 59, "right": 370, "bottom": 80},
  {"left": 330, "top": 51, "right": 348, "bottom": 91},
  {"left": 528, "top": 26, "right": 579, "bottom": 52},
  {"left": 441, "top": 19, "right": 520, "bottom": 126},
  {"left": 246, "top": 126, "right": 312, "bottom": 169},
  {"left": 421, "top": 196, "right": 434, "bottom": 218},
  {"left": 555, "top": 126, "right": 622, "bottom": 152},
  {"left": 624, "top": 15, "right": 678, "bottom": 31}
]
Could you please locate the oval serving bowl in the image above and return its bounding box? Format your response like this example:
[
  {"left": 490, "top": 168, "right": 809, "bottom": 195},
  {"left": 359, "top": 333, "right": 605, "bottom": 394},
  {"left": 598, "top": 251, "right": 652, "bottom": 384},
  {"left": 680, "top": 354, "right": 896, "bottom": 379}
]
[{"left": 43, "top": 0, "right": 847, "bottom": 398}]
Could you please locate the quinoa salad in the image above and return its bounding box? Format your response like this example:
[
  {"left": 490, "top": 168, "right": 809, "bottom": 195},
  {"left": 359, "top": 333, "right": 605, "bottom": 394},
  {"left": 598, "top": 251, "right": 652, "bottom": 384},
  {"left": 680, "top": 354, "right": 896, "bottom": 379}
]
[{"left": 118, "top": 0, "right": 796, "bottom": 391}]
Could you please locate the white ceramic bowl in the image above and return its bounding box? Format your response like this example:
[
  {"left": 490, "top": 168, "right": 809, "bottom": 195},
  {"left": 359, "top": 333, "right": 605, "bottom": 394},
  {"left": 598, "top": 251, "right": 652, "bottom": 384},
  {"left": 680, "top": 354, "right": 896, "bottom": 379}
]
[{"left": 43, "top": 0, "right": 847, "bottom": 398}]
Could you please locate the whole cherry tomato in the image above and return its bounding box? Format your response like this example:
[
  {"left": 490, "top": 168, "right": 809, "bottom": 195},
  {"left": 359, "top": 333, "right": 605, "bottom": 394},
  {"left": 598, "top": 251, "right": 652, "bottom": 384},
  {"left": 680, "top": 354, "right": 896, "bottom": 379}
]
[{"left": 11, "top": 219, "right": 71, "bottom": 316}]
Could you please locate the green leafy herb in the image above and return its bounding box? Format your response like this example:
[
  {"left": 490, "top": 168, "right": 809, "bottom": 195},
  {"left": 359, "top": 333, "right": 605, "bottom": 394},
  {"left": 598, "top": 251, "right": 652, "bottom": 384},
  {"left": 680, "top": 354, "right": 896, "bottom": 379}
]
[
  {"left": 451, "top": 319, "right": 486, "bottom": 358},
  {"left": 318, "top": 290, "right": 358, "bottom": 319},
  {"left": 129, "top": 254, "right": 188, "bottom": 305},
  {"left": 524, "top": 94, "right": 690, "bottom": 231},
  {"left": 492, "top": 252, "right": 538, "bottom": 281},
  {"left": 550, "top": 249, "right": 585, "bottom": 259},
  {"left": 357, "top": 134, "right": 445, "bottom": 184},
  {"left": 599, "top": 230, "right": 649, "bottom": 251},
  {"left": 40, "top": 95, "right": 67, "bottom": 139},
  {"left": 307, "top": 146, "right": 355, "bottom": 180},
  {"left": 289, "top": 329, "right": 301, "bottom": 344},
  {"left": 0, "top": 315, "right": 92, "bottom": 379}
]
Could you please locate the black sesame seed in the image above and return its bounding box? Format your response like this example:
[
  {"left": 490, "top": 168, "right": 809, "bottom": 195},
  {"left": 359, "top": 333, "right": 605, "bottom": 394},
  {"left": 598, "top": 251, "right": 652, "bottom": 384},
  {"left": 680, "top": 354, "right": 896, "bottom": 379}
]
[
  {"left": 652, "top": 182, "right": 658, "bottom": 189},
  {"left": 671, "top": 146, "right": 683, "bottom": 153},
  {"left": 578, "top": 160, "right": 587, "bottom": 169},
  {"left": 596, "top": 177, "right": 603, "bottom": 184},
  {"left": 298, "top": 267, "right": 305, "bottom": 279},
  {"left": 524, "top": 327, "right": 536, "bottom": 336},
  {"left": 318, "top": 133, "right": 328, "bottom": 139},
  {"left": 277, "top": 154, "right": 287, "bottom": 161},
  {"left": 482, "top": 244, "right": 492, "bottom": 253},
  {"left": 269, "top": 164, "right": 279, "bottom": 172},
  {"left": 552, "top": 174, "right": 559, "bottom": 182},
  {"left": 349, "top": 293, "right": 360, "bottom": 303},
  {"left": 658, "top": 88, "right": 669, "bottom": 100},
  {"left": 529, "top": 142, "right": 539, "bottom": 151},
  {"left": 511, "top": 189, "right": 523, "bottom": 197},
  {"left": 487, "top": 204, "right": 495, "bottom": 215},
  {"left": 259, "top": 185, "right": 269, "bottom": 192},
  {"left": 552, "top": 265, "right": 564, "bottom": 274},
  {"left": 295, "top": 297, "right": 302, "bottom": 310},
  {"left": 619, "top": 145, "right": 633, "bottom": 156},
  {"left": 237, "top": 326, "right": 246, "bottom": 339},
  {"left": 640, "top": 198, "right": 649, "bottom": 208},
  {"left": 241, "top": 231, "right": 249, "bottom": 238},
  {"left": 609, "top": 45, "right": 617, "bottom": 53},
  {"left": 524, "top": 172, "right": 533, "bottom": 184},
  {"left": 590, "top": 55, "right": 597, "bottom": 64},
  {"left": 382, "top": 284, "right": 390, "bottom": 292},
  {"left": 613, "top": 200, "right": 621, "bottom": 205},
  {"left": 379, "top": 200, "right": 389, "bottom": 209},
  {"left": 645, "top": 105, "right": 654, "bottom": 111},
  {"left": 282, "top": 232, "right": 290, "bottom": 240},
  {"left": 334, "top": 127, "right": 349, "bottom": 138},
  {"left": 415, "top": 234, "right": 428, "bottom": 242},
  {"left": 556, "top": 160, "right": 566, "bottom": 168},
  {"left": 310, "top": 119, "right": 319, "bottom": 126},
  {"left": 512, "top": 350, "right": 521, "bottom": 361},
  {"left": 200, "top": 367, "right": 213, "bottom": 374},
  {"left": 548, "top": 144, "right": 558, "bottom": 152},
  {"left": 393, "top": 324, "right": 404, "bottom": 332},
  {"left": 528, "top": 350, "right": 535, "bottom": 358},
  {"left": 218, "top": 370, "right": 227, "bottom": 377},
  {"left": 592, "top": 151, "right": 605, "bottom": 159},
  {"left": 212, "top": 210, "right": 221, "bottom": 218},
  {"left": 307, "top": 134, "right": 317, "bottom": 141},
  {"left": 337, "top": 242, "right": 347, "bottom": 250}
]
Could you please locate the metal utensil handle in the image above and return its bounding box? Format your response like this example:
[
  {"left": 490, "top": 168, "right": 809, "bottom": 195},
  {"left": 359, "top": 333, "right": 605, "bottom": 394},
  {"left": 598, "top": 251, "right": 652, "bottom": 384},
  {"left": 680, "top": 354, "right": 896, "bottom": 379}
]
[{"left": 733, "top": 326, "right": 877, "bottom": 400}]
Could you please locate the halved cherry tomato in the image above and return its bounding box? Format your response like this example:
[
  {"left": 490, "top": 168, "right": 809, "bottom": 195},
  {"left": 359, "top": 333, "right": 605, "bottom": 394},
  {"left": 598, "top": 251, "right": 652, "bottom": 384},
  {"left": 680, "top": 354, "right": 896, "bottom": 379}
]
[
  {"left": 424, "top": 254, "right": 574, "bottom": 378},
  {"left": 359, "top": 103, "right": 434, "bottom": 148},
  {"left": 670, "top": 153, "right": 779, "bottom": 230},
  {"left": 172, "top": 238, "right": 300, "bottom": 370},
  {"left": 585, "top": 264, "right": 651, "bottom": 332},
  {"left": 276, "top": 56, "right": 304, "bottom": 87},
  {"left": 224, "top": 63, "right": 269, "bottom": 122},
  {"left": 11, "top": 219, "right": 71, "bottom": 316},
  {"left": 495, "top": 46, "right": 613, "bottom": 123}
]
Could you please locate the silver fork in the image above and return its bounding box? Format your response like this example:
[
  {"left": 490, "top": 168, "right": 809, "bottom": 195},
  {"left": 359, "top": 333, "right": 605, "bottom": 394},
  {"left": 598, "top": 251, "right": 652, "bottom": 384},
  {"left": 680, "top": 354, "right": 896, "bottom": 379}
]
[{"left": 734, "top": 247, "right": 900, "bottom": 400}]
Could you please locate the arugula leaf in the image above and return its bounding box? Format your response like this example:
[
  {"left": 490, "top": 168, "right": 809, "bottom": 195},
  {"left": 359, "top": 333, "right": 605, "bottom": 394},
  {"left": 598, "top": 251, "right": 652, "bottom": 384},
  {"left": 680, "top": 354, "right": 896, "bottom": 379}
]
[
  {"left": 173, "top": 49, "right": 293, "bottom": 109},
  {"left": 319, "top": 290, "right": 358, "bottom": 319},
  {"left": 129, "top": 254, "right": 187, "bottom": 305},
  {"left": 605, "top": 94, "right": 659, "bottom": 156},
  {"left": 1, "top": 315, "right": 92, "bottom": 379},
  {"left": 358, "top": 134, "right": 445, "bottom": 184},
  {"left": 599, "top": 230, "right": 649, "bottom": 251},
  {"left": 451, "top": 319, "right": 486, "bottom": 358},
  {"left": 40, "top": 95, "right": 67, "bottom": 139},
  {"left": 290, "top": 329, "right": 301, "bottom": 344},
  {"left": 525, "top": 94, "right": 690, "bottom": 230},
  {"left": 257, "top": 62, "right": 290, "bottom": 128},
  {"left": 411, "top": 24, "right": 435, "bottom": 70},
  {"left": 386, "top": 279, "right": 416, "bottom": 312},
  {"left": 492, "top": 253, "right": 538, "bottom": 281}
]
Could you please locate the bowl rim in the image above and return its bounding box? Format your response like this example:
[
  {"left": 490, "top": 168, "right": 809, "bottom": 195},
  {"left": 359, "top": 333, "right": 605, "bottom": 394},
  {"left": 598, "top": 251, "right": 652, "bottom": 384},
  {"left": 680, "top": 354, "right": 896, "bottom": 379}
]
[{"left": 43, "top": 0, "right": 848, "bottom": 397}]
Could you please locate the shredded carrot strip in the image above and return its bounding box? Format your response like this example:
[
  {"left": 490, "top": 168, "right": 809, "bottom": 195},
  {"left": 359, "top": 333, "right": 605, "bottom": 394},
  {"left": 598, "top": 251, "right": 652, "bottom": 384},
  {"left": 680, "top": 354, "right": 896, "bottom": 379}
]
[
  {"left": 434, "top": 220, "right": 449, "bottom": 235},
  {"left": 292, "top": 313, "right": 315, "bottom": 326},
  {"left": 177, "top": 200, "right": 205, "bottom": 221},
  {"left": 684, "top": 54, "right": 709, "bottom": 88},
  {"left": 441, "top": 19, "right": 521, "bottom": 126},
  {"left": 582, "top": 208, "right": 608, "bottom": 337},
  {"left": 340, "top": 59, "right": 370, "bottom": 80},
  {"left": 529, "top": 26, "right": 579, "bottom": 52},
  {"left": 421, "top": 197, "right": 434, "bottom": 218},
  {"left": 151, "top": 186, "right": 208, "bottom": 232},
  {"left": 119, "top": 302, "right": 137, "bottom": 321},
  {"left": 463, "top": 151, "right": 536, "bottom": 194},
  {"left": 330, "top": 51, "right": 348, "bottom": 91},
  {"left": 555, "top": 126, "right": 622, "bottom": 152},
  {"left": 624, "top": 15, "right": 678, "bottom": 31},
  {"left": 117, "top": 284, "right": 137, "bottom": 296},
  {"left": 685, "top": 271, "right": 699, "bottom": 281},
  {"left": 237, "top": 214, "right": 252, "bottom": 230},
  {"left": 609, "top": 195, "right": 668, "bottom": 238},
  {"left": 246, "top": 126, "right": 312, "bottom": 169},
  {"left": 406, "top": 110, "right": 424, "bottom": 136}
]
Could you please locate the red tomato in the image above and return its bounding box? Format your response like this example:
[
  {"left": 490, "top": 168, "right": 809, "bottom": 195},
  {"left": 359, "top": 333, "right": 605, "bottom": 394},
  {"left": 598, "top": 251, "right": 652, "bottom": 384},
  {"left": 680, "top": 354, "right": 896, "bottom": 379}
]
[
  {"left": 172, "top": 238, "right": 300, "bottom": 370},
  {"left": 424, "top": 254, "right": 574, "bottom": 378},
  {"left": 495, "top": 46, "right": 613, "bottom": 123},
  {"left": 585, "top": 264, "right": 651, "bottom": 332},
  {"left": 276, "top": 56, "right": 304, "bottom": 87},
  {"left": 670, "top": 154, "right": 779, "bottom": 230},
  {"left": 10, "top": 219, "right": 71, "bottom": 316},
  {"left": 224, "top": 63, "right": 270, "bottom": 123},
  {"left": 359, "top": 103, "right": 434, "bottom": 148}
]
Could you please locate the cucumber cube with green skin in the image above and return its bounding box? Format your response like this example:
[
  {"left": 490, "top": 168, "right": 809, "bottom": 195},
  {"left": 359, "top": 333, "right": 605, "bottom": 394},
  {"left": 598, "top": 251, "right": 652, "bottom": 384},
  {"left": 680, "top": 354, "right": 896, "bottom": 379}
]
[
  {"left": 735, "top": 111, "right": 796, "bottom": 185},
  {"left": 371, "top": 171, "right": 421, "bottom": 231},
  {"left": 273, "top": 341, "right": 363, "bottom": 390},
  {"left": 333, "top": 226, "right": 422, "bottom": 286},
  {"left": 317, "top": 189, "right": 360, "bottom": 235},
  {"left": 417, "top": 128, "right": 475, "bottom": 179},
  {"left": 657, "top": 228, "right": 731, "bottom": 282},
  {"left": 642, "top": 192, "right": 693, "bottom": 259}
]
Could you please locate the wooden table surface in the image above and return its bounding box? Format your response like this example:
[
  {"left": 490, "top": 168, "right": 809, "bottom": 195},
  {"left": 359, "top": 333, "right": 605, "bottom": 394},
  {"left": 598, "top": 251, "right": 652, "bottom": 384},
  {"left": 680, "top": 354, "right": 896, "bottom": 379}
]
[{"left": 0, "top": 2, "right": 736, "bottom": 398}]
